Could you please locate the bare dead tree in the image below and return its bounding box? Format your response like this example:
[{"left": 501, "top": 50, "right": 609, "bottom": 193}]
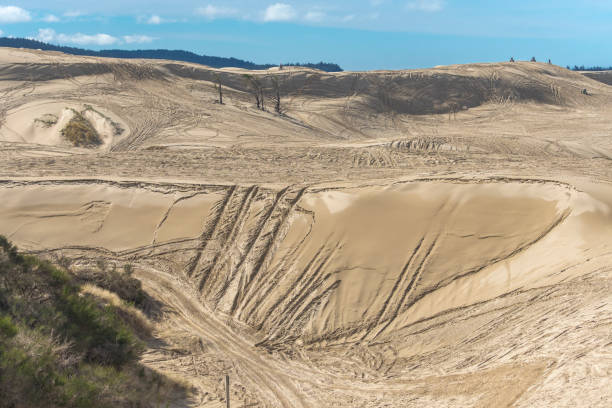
[
  {"left": 243, "top": 74, "right": 263, "bottom": 110},
  {"left": 448, "top": 103, "right": 458, "bottom": 121},
  {"left": 260, "top": 85, "right": 265, "bottom": 111},
  {"left": 214, "top": 73, "right": 223, "bottom": 104},
  {"left": 271, "top": 76, "right": 282, "bottom": 115}
]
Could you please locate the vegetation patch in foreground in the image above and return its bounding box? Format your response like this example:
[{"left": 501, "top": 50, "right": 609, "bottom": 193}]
[{"left": 0, "top": 235, "right": 185, "bottom": 407}]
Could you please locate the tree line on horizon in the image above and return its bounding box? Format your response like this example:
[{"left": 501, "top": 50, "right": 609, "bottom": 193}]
[
  {"left": 568, "top": 65, "right": 612, "bottom": 72},
  {"left": 0, "top": 37, "right": 343, "bottom": 72}
]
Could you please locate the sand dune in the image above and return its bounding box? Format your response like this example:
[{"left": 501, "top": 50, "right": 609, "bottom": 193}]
[
  {"left": 0, "top": 47, "right": 610, "bottom": 407},
  {"left": 2, "top": 100, "right": 126, "bottom": 149}
]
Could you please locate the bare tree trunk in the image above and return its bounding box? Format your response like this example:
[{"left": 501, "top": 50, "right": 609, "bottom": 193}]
[
  {"left": 271, "top": 76, "right": 284, "bottom": 115},
  {"left": 214, "top": 74, "right": 223, "bottom": 104},
  {"left": 274, "top": 82, "right": 281, "bottom": 114},
  {"left": 260, "top": 88, "right": 265, "bottom": 111},
  {"left": 243, "top": 74, "right": 264, "bottom": 110}
]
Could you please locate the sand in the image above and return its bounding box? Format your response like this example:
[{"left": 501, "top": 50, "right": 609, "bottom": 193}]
[{"left": 0, "top": 47, "right": 610, "bottom": 407}]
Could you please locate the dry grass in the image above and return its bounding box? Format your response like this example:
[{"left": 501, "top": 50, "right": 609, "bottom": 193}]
[
  {"left": 34, "top": 113, "right": 58, "bottom": 128},
  {"left": 81, "top": 284, "right": 152, "bottom": 339},
  {"left": 61, "top": 111, "right": 101, "bottom": 147}
]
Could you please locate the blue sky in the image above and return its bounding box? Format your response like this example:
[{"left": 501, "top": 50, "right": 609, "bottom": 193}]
[{"left": 0, "top": 1, "right": 610, "bottom": 70}]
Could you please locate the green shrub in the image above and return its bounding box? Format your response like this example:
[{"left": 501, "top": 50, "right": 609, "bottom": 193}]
[
  {"left": 0, "top": 315, "right": 17, "bottom": 338},
  {"left": 0, "top": 235, "right": 184, "bottom": 407},
  {"left": 123, "top": 263, "right": 134, "bottom": 276},
  {"left": 58, "top": 287, "right": 141, "bottom": 366}
]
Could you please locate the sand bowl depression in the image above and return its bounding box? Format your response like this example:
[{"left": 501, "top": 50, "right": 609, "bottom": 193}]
[{"left": 2, "top": 178, "right": 606, "bottom": 352}]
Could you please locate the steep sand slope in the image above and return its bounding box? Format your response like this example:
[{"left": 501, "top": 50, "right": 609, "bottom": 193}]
[{"left": 0, "top": 178, "right": 606, "bottom": 343}]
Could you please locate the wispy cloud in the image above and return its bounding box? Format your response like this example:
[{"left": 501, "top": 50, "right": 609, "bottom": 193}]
[
  {"left": 263, "top": 3, "right": 297, "bottom": 22},
  {"left": 35, "top": 28, "right": 119, "bottom": 46},
  {"left": 137, "top": 14, "right": 174, "bottom": 24},
  {"left": 42, "top": 14, "right": 60, "bottom": 23},
  {"left": 123, "top": 34, "right": 155, "bottom": 44},
  {"left": 0, "top": 6, "right": 31, "bottom": 23},
  {"left": 406, "top": 0, "right": 445, "bottom": 12},
  {"left": 304, "top": 10, "right": 326, "bottom": 23},
  {"left": 147, "top": 15, "right": 162, "bottom": 24},
  {"left": 196, "top": 5, "right": 239, "bottom": 20},
  {"left": 35, "top": 28, "right": 156, "bottom": 46},
  {"left": 63, "top": 10, "right": 86, "bottom": 18},
  {"left": 34, "top": 28, "right": 55, "bottom": 42}
]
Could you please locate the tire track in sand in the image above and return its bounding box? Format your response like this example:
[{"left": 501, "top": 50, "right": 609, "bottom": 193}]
[{"left": 137, "top": 266, "right": 310, "bottom": 408}]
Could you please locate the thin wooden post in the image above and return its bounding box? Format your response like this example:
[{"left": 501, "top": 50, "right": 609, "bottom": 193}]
[{"left": 225, "top": 374, "right": 230, "bottom": 408}]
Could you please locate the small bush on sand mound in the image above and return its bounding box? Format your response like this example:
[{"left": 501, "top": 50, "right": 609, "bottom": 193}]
[{"left": 61, "top": 111, "right": 102, "bottom": 148}]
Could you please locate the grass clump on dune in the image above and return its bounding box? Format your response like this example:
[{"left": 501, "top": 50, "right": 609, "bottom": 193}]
[
  {"left": 0, "top": 236, "right": 185, "bottom": 407},
  {"left": 61, "top": 110, "right": 102, "bottom": 148},
  {"left": 80, "top": 284, "right": 152, "bottom": 340},
  {"left": 73, "top": 261, "right": 147, "bottom": 308},
  {"left": 34, "top": 113, "right": 58, "bottom": 128}
]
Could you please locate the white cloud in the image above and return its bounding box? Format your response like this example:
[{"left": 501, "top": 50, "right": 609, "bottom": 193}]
[
  {"left": 406, "top": 0, "right": 444, "bottom": 12},
  {"left": 0, "top": 29, "right": 3, "bottom": 36},
  {"left": 66, "top": 33, "right": 118, "bottom": 46},
  {"left": 263, "top": 3, "right": 296, "bottom": 22},
  {"left": 42, "top": 14, "right": 60, "bottom": 23},
  {"left": 341, "top": 14, "right": 355, "bottom": 22},
  {"left": 63, "top": 10, "right": 85, "bottom": 18},
  {"left": 0, "top": 6, "right": 31, "bottom": 23},
  {"left": 123, "top": 34, "right": 155, "bottom": 44},
  {"left": 35, "top": 28, "right": 155, "bottom": 46},
  {"left": 147, "top": 15, "right": 162, "bottom": 24},
  {"left": 196, "top": 5, "right": 238, "bottom": 20},
  {"left": 35, "top": 28, "right": 55, "bottom": 42},
  {"left": 35, "top": 28, "right": 119, "bottom": 46},
  {"left": 304, "top": 10, "right": 325, "bottom": 22}
]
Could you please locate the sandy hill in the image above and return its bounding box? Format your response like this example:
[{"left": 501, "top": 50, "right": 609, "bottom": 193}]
[{"left": 0, "top": 47, "right": 610, "bottom": 407}]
